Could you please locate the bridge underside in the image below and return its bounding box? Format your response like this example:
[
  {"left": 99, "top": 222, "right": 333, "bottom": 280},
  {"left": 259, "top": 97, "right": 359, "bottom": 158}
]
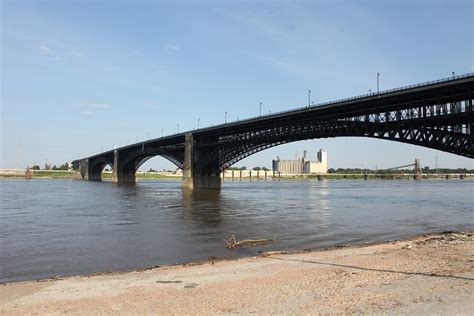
[{"left": 73, "top": 75, "right": 473, "bottom": 189}]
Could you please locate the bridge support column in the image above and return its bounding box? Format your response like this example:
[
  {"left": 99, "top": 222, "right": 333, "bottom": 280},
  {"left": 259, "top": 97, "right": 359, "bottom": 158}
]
[
  {"left": 112, "top": 150, "right": 136, "bottom": 183},
  {"left": 182, "top": 133, "right": 221, "bottom": 190},
  {"left": 79, "top": 159, "right": 89, "bottom": 179},
  {"left": 79, "top": 159, "right": 102, "bottom": 181}
]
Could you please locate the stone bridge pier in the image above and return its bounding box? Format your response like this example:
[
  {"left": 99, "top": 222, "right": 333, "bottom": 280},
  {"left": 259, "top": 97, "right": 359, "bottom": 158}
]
[
  {"left": 111, "top": 150, "right": 136, "bottom": 183},
  {"left": 79, "top": 159, "right": 102, "bottom": 181},
  {"left": 78, "top": 150, "right": 136, "bottom": 183},
  {"left": 182, "top": 133, "right": 221, "bottom": 190}
]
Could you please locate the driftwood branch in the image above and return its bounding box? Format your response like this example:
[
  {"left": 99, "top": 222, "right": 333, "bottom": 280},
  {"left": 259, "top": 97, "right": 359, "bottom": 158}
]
[
  {"left": 224, "top": 234, "right": 277, "bottom": 249},
  {"left": 258, "top": 251, "right": 287, "bottom": 256}
]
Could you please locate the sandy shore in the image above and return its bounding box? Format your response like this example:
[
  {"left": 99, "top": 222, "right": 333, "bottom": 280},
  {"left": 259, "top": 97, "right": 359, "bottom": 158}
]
[{"left": 1, "top": 232, "right": 473, "bottom": 315}]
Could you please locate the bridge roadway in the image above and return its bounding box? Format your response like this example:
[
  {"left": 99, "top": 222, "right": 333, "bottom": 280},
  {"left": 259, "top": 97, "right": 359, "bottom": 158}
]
[{"left": 72, "top": 73, "right": 474, "bottom": 189}]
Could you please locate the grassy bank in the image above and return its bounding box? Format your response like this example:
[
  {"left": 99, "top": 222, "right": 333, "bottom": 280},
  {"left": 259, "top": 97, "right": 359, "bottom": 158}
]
[{"left": 31, "top": 170, "right": 76, "bottom": 178}]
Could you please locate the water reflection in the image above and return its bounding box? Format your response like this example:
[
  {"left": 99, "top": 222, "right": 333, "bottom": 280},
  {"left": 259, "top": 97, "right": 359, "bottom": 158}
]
[
  {"left": 313, "top": 181, "right": 330, "bottom": 228},
  {"left": 181, "top": 188, "right": 223, "bottom": 225}
]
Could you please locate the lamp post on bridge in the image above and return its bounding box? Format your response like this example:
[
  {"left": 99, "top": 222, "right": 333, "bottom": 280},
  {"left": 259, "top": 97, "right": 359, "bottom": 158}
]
[
  {"left": 259, "top": 102, "right": 262, "bottom": 117},
  {"left": 198, "top": 118, "right": 200, "bottom": 129},
  {"left": 377, "top": 73, "right": 380, "bottom": 94},
  {"left": 161, "top": 129, "right": 163, "bottom": 137},
  {"left": 225, "top": 111, "right": 228, "bottom": 124},
  {"left": 452, "top": 71, "right": 455, "bottom": 78},
  {"left": 308, "top": 90, "right": 311, "bottom": 107},
  {"left": 177, "top": 124, "right": 180, "bottom": 134}
]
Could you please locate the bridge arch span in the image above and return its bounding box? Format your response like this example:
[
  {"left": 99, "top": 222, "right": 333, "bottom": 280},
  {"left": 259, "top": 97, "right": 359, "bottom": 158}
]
[
  {"left": 89, "top": 157, "right": 113, "bottom": 175},
  {"left": 197, "top": 119, "right": 471, "bottom": 174},
  {"left": 118, "top": 147, "right": 184, "bottom": 174}
]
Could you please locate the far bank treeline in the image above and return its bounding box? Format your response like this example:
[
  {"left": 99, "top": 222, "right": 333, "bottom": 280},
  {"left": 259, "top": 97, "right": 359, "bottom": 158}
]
[
  {"left": 28, "top": 164, "right": 473, "bottom": 175},
  {"left": 30, "top": 163, "right": 68, "bottom": 171},
  {"left": 227, "top": 166, "right": 474, "bottom": 174},
  {"left": 325, "top": 167, "right": 474, "bottom": 174}
]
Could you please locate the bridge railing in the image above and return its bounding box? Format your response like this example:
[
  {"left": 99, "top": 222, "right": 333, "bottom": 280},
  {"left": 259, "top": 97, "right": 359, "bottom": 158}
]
[{"left": 220, "top": 72, "right": 474, "bottom": 127}]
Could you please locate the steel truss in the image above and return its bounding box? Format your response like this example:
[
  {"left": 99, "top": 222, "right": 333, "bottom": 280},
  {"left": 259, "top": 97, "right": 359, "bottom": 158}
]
[{"left": 74, "top": 74, "right": 473, "bottom": 177}]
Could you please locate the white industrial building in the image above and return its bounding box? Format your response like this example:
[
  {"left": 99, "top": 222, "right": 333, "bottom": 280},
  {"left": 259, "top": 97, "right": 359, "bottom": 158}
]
[{"left": 272, "top": 149, "right": 328, "bottom": 175}]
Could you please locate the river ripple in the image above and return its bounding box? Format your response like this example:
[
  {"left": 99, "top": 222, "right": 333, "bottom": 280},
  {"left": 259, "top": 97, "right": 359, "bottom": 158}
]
[{"left": 0, "top": 178, "right": 472, "bottom": 283}]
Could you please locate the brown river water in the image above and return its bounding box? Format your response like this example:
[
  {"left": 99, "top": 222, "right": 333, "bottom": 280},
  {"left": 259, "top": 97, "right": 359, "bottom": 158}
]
[{"left": 0, "top": 178, "right": 472, "bottom": 283}]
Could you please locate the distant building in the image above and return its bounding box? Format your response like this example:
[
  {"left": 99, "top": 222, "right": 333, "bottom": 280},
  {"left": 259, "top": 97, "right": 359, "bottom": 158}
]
[{"left": 272, "top": 149, "right": 328, "bottom": 175}]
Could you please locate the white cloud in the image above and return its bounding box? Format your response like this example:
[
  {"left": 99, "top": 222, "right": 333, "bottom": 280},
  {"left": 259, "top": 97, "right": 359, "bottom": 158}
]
[
  {"left": 78, "top": 103, "right": 112, "bottom": 109},
  {"left": 74, "top": 103, "right": 112, "bottom": 117},
  {"left": 68, "top": 50, "right": 86, "bottom": 57},
  {"left": 39, "top": 43, "right": 86, "bottom": 60},
  {"left": 39, "top": 45, "right": 54, "bottom": 55},
  {"left": 261, "top": 56, "right": 310, "bottom": 76},
  {"left": 165, "top": 44, "right": 180, "bottom": 52},
  {"left": 39, "top": 44, "right": 63, "bottom": 61},
  {"left": 144, "top": 103, "right": 159, "bottom": 109},
  {"left": 80, "top": 110, "right": 94, "bottom": 117}
]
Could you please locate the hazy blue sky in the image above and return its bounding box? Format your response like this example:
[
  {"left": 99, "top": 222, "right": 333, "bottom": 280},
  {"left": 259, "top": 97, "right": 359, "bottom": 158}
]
[{"left": 1, "top": 0, "right": 473, "bottom": 171}]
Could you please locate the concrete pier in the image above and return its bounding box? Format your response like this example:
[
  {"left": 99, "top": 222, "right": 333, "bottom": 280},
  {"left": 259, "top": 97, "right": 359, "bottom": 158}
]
[
  {"left": 79, "top": 159, "right": 101, "bottom": 181},
  {"left": 79, "top": 158, "right": 107, "bottom": 181},
  {"left": 182, "top": 133, "right": 221, "bottom": 189},
  {"left": 112, "top": 150, "right": 136, "bottom": 183}
]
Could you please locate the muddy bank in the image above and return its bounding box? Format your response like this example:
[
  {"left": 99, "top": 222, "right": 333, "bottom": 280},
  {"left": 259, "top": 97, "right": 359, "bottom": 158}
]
[{"left": 1, "top": 232, "right": 472, "bottom": 314}]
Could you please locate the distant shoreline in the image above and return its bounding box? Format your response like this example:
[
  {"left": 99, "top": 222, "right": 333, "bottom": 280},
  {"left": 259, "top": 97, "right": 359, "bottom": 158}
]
[{"left": 0, "top": 170, "right": 472, "bottom": 181}]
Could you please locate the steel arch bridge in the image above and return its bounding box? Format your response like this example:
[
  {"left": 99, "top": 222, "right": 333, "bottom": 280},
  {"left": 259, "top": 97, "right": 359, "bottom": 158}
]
[{"left": 73, "top": 73, "right": 473, "bottom": 188}]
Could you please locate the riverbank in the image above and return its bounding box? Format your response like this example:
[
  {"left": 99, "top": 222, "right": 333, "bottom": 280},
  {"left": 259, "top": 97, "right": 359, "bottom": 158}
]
[
  {"left": 1, "top": 169, "right": 471, "bottom": 181},
  {"left": 1, "top": 231, "right": 472, "bottom": 314},
  {"left": 0, "top": 170, "right": 180, "bottom": 180}
]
